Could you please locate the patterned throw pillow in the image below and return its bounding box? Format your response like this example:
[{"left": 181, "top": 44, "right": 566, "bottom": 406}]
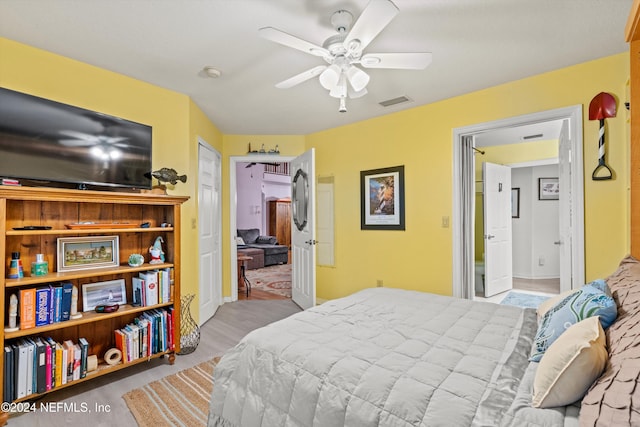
[{"left": 530, "top": 283, "right": 617, "bottom": 362}]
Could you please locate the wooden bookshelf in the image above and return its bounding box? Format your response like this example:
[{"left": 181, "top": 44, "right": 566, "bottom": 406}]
[{"left": 0, "top": 186, "right": 188, "bottom": 421}]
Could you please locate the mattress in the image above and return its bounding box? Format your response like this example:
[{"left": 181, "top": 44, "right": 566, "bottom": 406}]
[{"left": 208, "top": 288, "right": 579, "bottom": 426}]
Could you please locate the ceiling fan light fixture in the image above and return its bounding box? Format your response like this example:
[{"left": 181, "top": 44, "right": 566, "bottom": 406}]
[
  {"left": 319, "top": 64, "right": 341, "bottom": 90},
  {"left": 329, "top": 75, "right": 348, "bottom": 98},
  {"left": 346, "top": 66, "right": 369, "bottom": 92}
]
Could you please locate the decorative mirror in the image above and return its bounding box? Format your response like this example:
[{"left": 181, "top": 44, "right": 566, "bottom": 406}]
[{"left": 292, "top": 168, "right": 308, "bottom": 231}]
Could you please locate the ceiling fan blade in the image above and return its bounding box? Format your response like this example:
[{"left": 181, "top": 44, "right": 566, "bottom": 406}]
[
  {"left": 58, "top": 130, "right": 98, "bottom": 142},
  {"left": 360, "top": 52, "right": 432, "bottom": 69},
  {"left": 275, "top": 65, "right": 327, "bottom": 89},
  {"left": 344, "top": 0, "right": 399, "bottom": 53},
  {"left": 259, "top": 27, "right": 329, "bottom": 57}
]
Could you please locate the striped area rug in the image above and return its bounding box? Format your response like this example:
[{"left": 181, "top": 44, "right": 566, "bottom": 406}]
[{"left": 123, "top": 357, "right": 219, "bottom": 427}]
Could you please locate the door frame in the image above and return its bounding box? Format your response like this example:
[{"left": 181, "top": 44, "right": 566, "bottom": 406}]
[
  {"left": 452, "top": 105, "right": 584, "bottom": 298},
  {"left": 197, "top": 139, "right": 222, "bottom": 324},
  {"left": 229, "top": 154, "right": 294, "bottom": 302}
]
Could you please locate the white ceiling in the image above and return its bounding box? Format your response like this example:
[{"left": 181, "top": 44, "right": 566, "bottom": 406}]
[{"left": 0, "top": 0, "right": 632, "bottom": 135}]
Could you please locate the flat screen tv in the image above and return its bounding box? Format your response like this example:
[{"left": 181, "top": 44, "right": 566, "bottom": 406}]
[{"left": 0, "top": 87, "right": 152, "bottom": 190}]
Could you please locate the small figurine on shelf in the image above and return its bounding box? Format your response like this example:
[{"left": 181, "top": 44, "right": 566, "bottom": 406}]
[
  {"left": 4, "top": 294, "right": 18, "bottom": 332},
  {"left": 149, "top": 236, "right": 165, "bottom": 264},
  {"left": 70, "top": 285, "right": 82, "bottom": 319}
]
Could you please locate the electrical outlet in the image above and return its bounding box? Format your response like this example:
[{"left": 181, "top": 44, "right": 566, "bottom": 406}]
[
  {"left": 376, "top": 280, "right": 384, "bottom": 287},
  {"left": 191, "top": 218, "right": 197, "bottom": 229},
  {"left": 442, "top": 216, "right": 449, "bottom": 228},
  {"left": 539, "top": 256, "right": 545, "bottom": 266}
]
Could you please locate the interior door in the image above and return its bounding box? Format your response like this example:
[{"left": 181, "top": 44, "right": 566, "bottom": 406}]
[
  {"left": 483, "top": 162, "right": 513, "bottom": 297},
  {"left": 198, "top": 142, "right": 222, "bottom": 324},
  {"left": 291, "top": 149, "right": 316, "bottom": 309},
  {"left": 558, "top": 119, "right": 572, "bottom": 292}
]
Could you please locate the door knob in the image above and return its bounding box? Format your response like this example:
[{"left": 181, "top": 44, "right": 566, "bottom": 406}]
[
  {"left": 554, "top": 240, "right": 562, "bottom": 245},
  {"left": 305, "top": 239, "right": 317, "bottom": 245},
  {"left": 485, "top": 234, "right": 495, "bottom": 240}
]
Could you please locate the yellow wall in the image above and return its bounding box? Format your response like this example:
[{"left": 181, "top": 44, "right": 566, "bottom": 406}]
[
  {"left": 1, "top": 36, "right": 632, "bottom": 314},
  {"left": 0, "top": 38, "right": 224, "bottom": 322},
  {"left": 308, "top": 53, "right": 630, "bottom": 300}
]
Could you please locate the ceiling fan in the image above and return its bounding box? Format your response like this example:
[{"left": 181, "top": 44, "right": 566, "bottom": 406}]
[
  {"left": 58, "top": 130, "right": 129, "bottom": 161},
  {"left": 259, "top": 0, "right": 432, "bottom": 112}
]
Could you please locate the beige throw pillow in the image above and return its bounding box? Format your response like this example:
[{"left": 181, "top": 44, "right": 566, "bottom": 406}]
[{"left": 532, "top": 316, "right": 607, "bottom": 408}]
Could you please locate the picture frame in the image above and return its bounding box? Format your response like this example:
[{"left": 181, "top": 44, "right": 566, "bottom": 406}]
[
  {"left": 538, "top": 177, "right": 559, "bottom": 200},
  {"left": 57, "top": 235, "right": 119, "bottom": 272},
  {"left": 82, "top": 279, "right": 127, "bottom": 312},
  {"left": 511, "top": 188, "right": 520, "bottom": 218},
  {"left": 360, "top": 165, "right": 405, "bottom": 230}
]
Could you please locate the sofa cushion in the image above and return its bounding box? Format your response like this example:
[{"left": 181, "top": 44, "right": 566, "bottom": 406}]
[
  {"left": 237, "top": 228, "right": 260, "bottom": 244},
  {"left": 256, "top": 235, "right": 277, "bottom": 245}
]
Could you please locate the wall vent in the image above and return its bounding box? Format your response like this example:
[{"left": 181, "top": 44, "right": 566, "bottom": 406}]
[{"left": 379, "top": 96, "right": 412, "bottom": 107}]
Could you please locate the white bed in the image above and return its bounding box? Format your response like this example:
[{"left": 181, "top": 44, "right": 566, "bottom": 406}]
[{"left": 208, "top": 287, "right": 583, "bottom": 426}]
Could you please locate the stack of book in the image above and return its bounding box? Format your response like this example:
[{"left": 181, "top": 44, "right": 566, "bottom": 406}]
[
  {"left": 3, "top": 337, "right": 89, "bottom": 402},
  {"left": 132, "top": 268, "right": 173, "bottom": 307},
  {"left": 18, "top": 283, "right": 74, "bottom": 330},
  {"left": 114, "top": 308, "right": 174, "bottom": 363}
]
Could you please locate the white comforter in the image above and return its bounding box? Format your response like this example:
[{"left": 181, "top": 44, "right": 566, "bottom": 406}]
[{"left": 208, "top": 288, "right": 576, "bottom": 426}]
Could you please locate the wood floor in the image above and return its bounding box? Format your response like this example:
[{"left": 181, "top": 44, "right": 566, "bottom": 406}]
[{"left": 8, "top": 300, "right": 301, "bottom": 426}]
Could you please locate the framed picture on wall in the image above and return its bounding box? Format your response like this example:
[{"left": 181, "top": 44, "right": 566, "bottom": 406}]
[
  {"left": 511, "top": 188, "right": 520, "bottom": 218},
  {"left": 538, "top": 177, "right": 559, "bottom": 200},
  {"left": 360, "top": 165, "right": 405, "bottom": 230}
]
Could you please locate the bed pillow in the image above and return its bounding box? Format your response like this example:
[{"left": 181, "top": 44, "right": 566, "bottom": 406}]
[
  {"left": 581, "top": 255, "right": 640, "bottom": 425},
  {"left": 529, "top": 283, "right": 617, "bottom": 362},
  {"left": 532, "top": 316, "right": 607, "bottom": 408},
  {"left": 536, "top": 279, "right": 611, "bottom": 321}
]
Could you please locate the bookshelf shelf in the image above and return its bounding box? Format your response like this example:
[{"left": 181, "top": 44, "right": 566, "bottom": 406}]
[{"left": 0, "top": 186, "right": 188, "bottom": 416}]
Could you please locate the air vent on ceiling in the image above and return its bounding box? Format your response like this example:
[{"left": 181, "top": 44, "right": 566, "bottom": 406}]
[
  {"left": 379, "top": 96, "right": 412, "bottom": 107},
  {"left": 522, "top": 133, "right": 544, "bottom": 140}
]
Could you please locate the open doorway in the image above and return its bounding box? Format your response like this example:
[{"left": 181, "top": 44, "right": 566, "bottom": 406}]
[
  {"left": 236, "top": 161, "right": 292, "bottom": 300},
  {"left": 453, "top": 106, "right": 585, "bottom": 300}
]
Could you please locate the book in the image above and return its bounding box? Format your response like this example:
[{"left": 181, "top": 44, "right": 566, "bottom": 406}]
[
  {"left": 78, "top": 338, "right": 89, "bottom": 379},
  {"left": 24, "top": 338, "right": 34, "bottom": 396},
  {"left": 16, "top": 340, "right": 29, "bottom": 399},
  {"left": 60, "top": 282, "right": 73, "bottom": 321},
  {"left": 48, "top": 285, "right": 55, "bottom": 324},
  {"left": 160, "top": 269, "right": 170, "bottom": 303},
  {"left": 140, "top": 271, "right": 159, "bottom": 306},
  {"left": 132, "top": 277, "right": 144, "bottom": 306},
  {"left": 34, "top": 338, "right": 47, "bottom": 394},
  {"left": 54, "top": 342, "right": 63, "bottom": 387},
  {"left": 114, "top": 330, "right": 127, "bottom": 363},
  {"left": 72, "top": 344, "right": 81, "bottom": 381},
  {"left": 4, "top": 345, "right": 13, "bottom": 403},
  {"left": 35, "top": 287, "right": 50, "bottom": 327},
  {"left": 45, "top": 337, "right": 57, "bottom": 390},
  {"left": 62, "top": 340, "right": 74, "bottom": 383},
  {"left": 19, "top": 288, "right": 36, "bottom": 330},
  {"left": 52, "top": 286, "right": 63, "bottom": 323}
]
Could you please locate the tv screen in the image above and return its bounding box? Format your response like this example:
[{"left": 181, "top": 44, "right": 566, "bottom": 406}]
[{"left": 0, "top": 87, "right": 152, "bottom": 190}]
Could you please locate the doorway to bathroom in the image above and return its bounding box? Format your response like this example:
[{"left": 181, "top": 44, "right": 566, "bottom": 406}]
[{"left": 452, "top": 106, "right": 585, "bottom": 300}]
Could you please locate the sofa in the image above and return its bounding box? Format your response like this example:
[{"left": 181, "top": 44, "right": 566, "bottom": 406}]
[{"left": 237, "top": 228, "right": 289, "bottom": 268}]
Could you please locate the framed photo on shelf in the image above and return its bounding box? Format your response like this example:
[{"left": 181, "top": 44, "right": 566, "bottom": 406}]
[
  {"left": 57, "top": 235, "right": 119, "bottom": 272},
  {"left": 82, "top": 279, "right": 127, "bottom": 312},
  {"left": 360, "top": 165, "right": 405, "bottom": 230},
  {"left": 538, "top": 177, "right": 559, "bottom": 200}
]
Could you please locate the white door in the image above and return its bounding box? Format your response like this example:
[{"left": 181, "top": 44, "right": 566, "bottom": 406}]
[
  {"left": 558, "top": 119, "right": 572, "bottom": 292},
  {"left": 198, "top": 142, "right": 222, "bottom": 324},
  {"left": 483, "top": 162, "right": 513, "bottom": 297},
  {"left": 291, "top": 149, "right": 316, "bottom": 309}
]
